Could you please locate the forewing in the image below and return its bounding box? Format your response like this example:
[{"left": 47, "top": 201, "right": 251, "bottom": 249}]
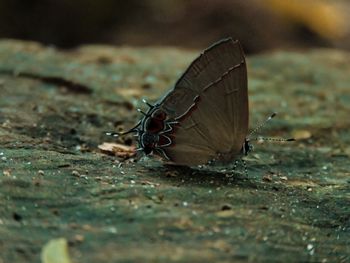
[
  {"left": 157, "top": 38, "right": 248, "bottom": 165},
  {"left": 163, "top": 62, "right": 248, "bottom": 165},
  {"left": 163, "top": 118, "right": 217, "bottom": 166},
  {"left": 159, "top": 38, "right": 244, "bottom": 119}
]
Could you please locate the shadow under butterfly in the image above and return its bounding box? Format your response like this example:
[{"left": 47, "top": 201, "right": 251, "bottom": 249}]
[{"left": 108, "top": 38, "right": 294, "bottom": 173}]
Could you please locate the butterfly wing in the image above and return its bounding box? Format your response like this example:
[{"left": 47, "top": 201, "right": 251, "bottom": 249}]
[
  {"left": 157, "top": 38, "right": 248, "bottom": 166},
  {"left": 158, "top": 38, "right": 246, "bottom": 119}
]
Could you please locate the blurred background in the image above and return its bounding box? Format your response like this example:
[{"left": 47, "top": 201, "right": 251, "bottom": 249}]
[{"left": 0, "top": 0, "right": 349, "bottom": 53}]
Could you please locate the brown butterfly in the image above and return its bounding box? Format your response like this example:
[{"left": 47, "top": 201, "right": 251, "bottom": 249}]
[{"left": 108, "top": 38, "right": 294, "bottom": 168}]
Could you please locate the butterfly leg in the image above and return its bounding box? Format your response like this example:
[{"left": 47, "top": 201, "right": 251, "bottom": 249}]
[
  {"left": 226, "top": 159, "right": 240, "bottom": 177},
  {"left": 241, "top": 158, "right": 248, "bottom": 176},
  {"left": 154, "top": 147, "right": 171, "bottom": 161},
  {"left": 227, "top": 158, "right": 248, "bottom": 177}
]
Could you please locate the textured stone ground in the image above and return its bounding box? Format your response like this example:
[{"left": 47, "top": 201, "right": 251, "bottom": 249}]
[{"left": 0, "top": 40, "right": 349, "bottom": 262}]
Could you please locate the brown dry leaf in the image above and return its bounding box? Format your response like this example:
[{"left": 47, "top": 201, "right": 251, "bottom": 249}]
[
  {"left": 98, "top": 142, "right": 136, "bottom": 158},
  {"left": 292, "top": 129, "right": 312, "bottom": 140}
]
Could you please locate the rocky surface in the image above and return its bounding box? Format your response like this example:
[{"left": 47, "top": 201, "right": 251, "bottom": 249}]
[{"left": 0, "top": 40, "right": 349, "bottom": 262}]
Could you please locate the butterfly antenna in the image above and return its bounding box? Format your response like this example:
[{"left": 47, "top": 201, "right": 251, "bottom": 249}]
[
  {"left": 105, "top": 121, "right": 141, "bottom": 138},
  {"left": 248, "top": 112, "right": 276, "bottom": 138},
  {"left": 247, "top": 112, "right": 295, "bottom": 142},
  {"left": 142, "top": 98, "right": 153, "bottom": 108},
  {"left": 251, "top": 137, "right": 295, "bottom": 142},
  {"left": 105, "top": 99, "right": 151, "bottom": 138},
  {"left": 137, "top": 108, "right": 148, "bottom": 116}
]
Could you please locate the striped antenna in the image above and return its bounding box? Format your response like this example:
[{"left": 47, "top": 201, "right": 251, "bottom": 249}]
[
  {"left": 252, "top": 137, "right": 295, "bottom": 142},
  {"left": 248, "top": 112, "right": 295, "bottom": 142},
  {"left": 105, "top": 121, "right": 141, "bottom": 138},
  {"left": 142, "top": 98, "right": 153, "bottom": 108},
  {"left": 248, "top": 112, "right": 276, "bottom": 138},
  {"left": 105, "top": 98, "right": 152, "bottom": 138}
]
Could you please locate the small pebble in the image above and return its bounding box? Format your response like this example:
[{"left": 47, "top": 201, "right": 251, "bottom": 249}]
[
  {"left": 71, "top": 171, "right": 80, "bottom": 177},
  {"left": 73, "top": 234, "right": 84, "bottom": 243},
  {"left": 3, "top": 170, "right": 11, "bottom": 176},
  {"left": 280, "top": 176, "right": 288, "bottom": 181},
  {"left": 263, "top": 174, "right": 272, "bottom": 182}
]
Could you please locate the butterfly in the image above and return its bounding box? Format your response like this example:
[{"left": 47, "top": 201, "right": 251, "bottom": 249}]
[{"left": 108, "top": 38, "right": 294, "bottom": 168}]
